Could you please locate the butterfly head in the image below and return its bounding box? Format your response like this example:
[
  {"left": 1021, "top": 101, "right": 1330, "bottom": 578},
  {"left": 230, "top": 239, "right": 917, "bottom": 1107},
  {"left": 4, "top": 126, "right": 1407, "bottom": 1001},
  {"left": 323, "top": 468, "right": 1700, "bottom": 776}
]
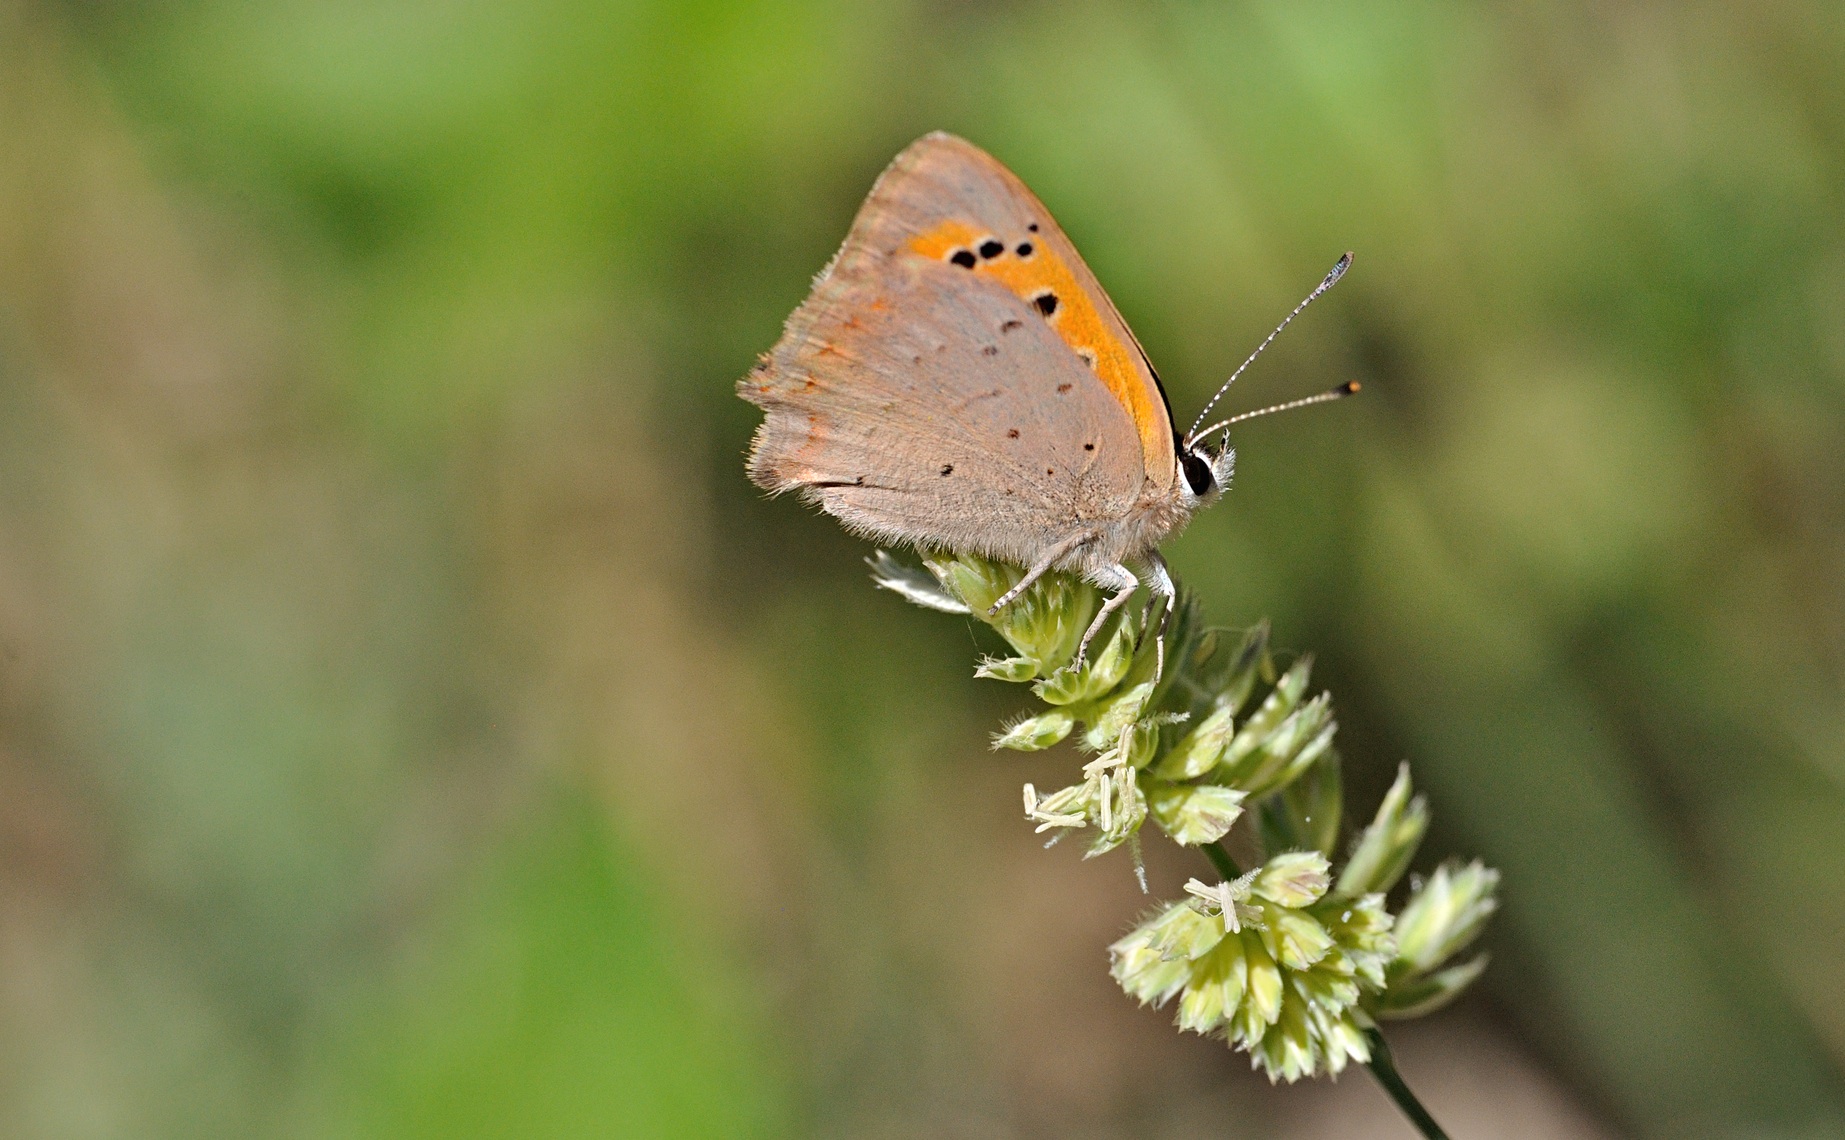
[{"left": 1178, "top": 439, "right": 1235, "bottom": 509}]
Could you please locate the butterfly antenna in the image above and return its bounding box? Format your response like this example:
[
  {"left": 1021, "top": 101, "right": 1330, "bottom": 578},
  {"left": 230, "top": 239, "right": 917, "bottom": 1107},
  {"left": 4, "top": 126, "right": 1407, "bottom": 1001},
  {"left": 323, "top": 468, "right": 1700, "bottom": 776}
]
[
  {"left": 1190, "top": 381, "right": 1361, "bottom": 443},
  {"left": 1184, "top": 252, "right": 1352, "bottom": 448}
]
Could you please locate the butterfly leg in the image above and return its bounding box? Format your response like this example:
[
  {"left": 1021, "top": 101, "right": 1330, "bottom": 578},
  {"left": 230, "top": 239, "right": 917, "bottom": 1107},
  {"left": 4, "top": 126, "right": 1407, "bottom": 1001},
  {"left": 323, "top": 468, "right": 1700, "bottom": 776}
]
[
  {"left": 987, "top": 529, "right": 1102, "bottom": 616},
  {"left": 1076, "top": 563, "right": 1139, "bottom": 668},
  {"left": 1142, "top": 551, "right": 1176, "bottom": 681}
]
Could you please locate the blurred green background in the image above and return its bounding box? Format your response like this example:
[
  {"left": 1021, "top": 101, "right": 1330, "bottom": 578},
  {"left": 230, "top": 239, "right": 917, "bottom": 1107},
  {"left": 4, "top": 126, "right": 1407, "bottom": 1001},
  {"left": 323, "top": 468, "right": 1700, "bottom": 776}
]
[{"left": 2, "top": 1, "right": 1843, "bottom": 1137}]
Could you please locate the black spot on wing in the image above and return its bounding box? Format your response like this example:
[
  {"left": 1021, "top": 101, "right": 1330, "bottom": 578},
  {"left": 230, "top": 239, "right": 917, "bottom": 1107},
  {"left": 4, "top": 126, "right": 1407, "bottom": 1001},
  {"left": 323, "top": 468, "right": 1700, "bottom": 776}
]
[
  {"left": 1033, "top": 291, "right": 1059, "bottom": 316},
  {"left": 950, "top": 248, "right": 976, "bottom": 268},
  {"left": 978, "top": 238, "right": 1005, "bottom": 259}
]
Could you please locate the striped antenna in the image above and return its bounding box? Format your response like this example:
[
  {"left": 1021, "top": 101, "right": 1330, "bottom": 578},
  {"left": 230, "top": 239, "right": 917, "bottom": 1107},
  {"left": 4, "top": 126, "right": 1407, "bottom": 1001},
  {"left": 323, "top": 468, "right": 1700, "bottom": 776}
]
[
  {"left": 1188, "top": 381, "right": 1360, "bottom": 443},
  {"left": 1184, "top": 252, "right": 1353, "bottom": 448}
]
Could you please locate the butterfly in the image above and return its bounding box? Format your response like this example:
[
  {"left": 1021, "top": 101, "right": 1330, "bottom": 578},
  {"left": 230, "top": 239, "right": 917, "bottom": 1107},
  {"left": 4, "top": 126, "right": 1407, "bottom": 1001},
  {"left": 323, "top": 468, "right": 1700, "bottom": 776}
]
[{"left": 740, "top": 132, "right": 1350, "bottom": 663}]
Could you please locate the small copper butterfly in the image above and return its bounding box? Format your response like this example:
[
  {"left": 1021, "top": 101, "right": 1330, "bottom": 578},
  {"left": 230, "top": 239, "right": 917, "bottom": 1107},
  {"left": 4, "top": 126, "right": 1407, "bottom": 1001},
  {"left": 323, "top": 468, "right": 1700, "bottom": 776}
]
[{"left": 741, "top": 133, "right": 1352, "bottom": 661}]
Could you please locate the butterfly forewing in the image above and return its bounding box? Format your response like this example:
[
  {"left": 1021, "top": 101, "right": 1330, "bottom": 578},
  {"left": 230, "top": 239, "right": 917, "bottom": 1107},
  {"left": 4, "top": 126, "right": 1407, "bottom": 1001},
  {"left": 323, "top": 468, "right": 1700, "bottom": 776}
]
[
  {"left": 838, "top": 134, "right": 1177, "bottom": 492},
  {"left": 742, "top": 133, "right": 1180, "bottom": 570}
]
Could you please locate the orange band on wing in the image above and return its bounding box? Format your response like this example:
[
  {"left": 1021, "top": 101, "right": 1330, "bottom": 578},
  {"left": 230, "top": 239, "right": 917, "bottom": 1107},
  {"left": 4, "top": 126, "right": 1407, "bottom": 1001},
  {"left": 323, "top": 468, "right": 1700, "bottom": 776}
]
[{"left": 907, "top": 221, "right": 1166, "bottom": 472}]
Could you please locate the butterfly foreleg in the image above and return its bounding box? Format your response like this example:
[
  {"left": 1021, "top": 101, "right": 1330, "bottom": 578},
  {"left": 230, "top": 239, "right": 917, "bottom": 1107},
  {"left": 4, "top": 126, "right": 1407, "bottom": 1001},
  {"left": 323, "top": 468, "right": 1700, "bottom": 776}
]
[
  {"left": 1140, "top": 551, "right": 1176, "bottom": 681},
  {"left": 987, "top": 529, "right": 1103, "bottom": 616},
  {"left": 1077, "top": 562, "right": 1139, "bottom": 668}
]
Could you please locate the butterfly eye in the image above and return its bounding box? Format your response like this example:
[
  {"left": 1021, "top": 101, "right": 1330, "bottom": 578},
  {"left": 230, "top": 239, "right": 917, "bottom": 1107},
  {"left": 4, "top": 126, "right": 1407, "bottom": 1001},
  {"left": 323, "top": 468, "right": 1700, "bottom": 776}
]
[{"left": 1182, "top": 450, "right": 1217, "bottom": 496}]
